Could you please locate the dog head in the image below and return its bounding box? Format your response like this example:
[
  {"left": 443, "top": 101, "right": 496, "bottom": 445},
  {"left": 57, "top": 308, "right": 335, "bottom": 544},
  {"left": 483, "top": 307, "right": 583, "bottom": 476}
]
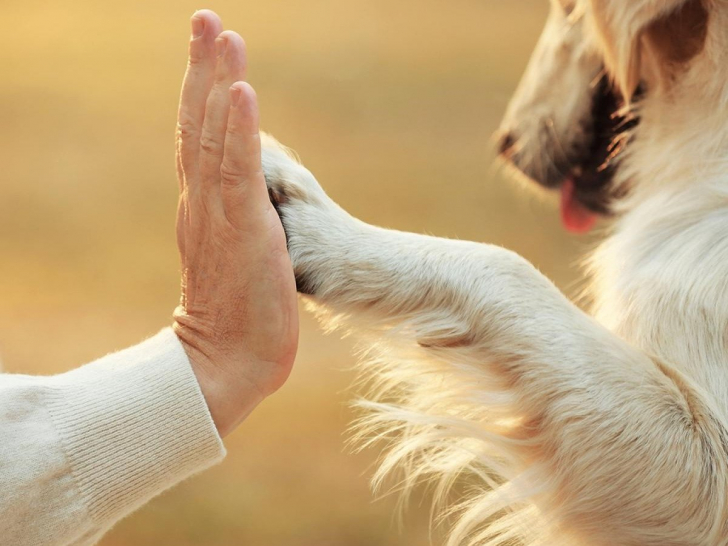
[{"left": 498, "top": 0, "right": 711, "bottom": 233}]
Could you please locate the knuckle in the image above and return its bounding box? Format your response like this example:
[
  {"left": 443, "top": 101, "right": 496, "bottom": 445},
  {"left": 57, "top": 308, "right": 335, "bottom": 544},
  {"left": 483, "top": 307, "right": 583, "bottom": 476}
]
[
  {"left": 186, "top": 48, "right": 206, "bottom": 66},
  {"left": 199, "top": 131, "right": 224, "bottom": 156},
  {"left": 176, "top": 116, "right": 198, "bottom": 141},
  {"left": 219, "top": 161, "right": 245, "bottom": 185}
]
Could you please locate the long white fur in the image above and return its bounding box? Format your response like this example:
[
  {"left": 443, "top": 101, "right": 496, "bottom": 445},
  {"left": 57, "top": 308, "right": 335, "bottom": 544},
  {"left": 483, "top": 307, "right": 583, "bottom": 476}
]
[{"left": 259, "top": 0, "right": 728, "bottom": 543}]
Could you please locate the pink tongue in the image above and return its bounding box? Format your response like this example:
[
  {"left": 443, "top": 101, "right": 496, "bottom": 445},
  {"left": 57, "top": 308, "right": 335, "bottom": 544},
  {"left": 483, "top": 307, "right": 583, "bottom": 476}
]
[{"left": 560, "top": 179, "right": 597, "bottom": 234}]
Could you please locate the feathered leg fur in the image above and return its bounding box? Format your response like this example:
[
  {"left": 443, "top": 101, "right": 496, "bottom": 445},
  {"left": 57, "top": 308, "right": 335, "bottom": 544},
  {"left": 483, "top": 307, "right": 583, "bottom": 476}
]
[{"left": 261, "top": 134, "right": 728, "bottom": 545}]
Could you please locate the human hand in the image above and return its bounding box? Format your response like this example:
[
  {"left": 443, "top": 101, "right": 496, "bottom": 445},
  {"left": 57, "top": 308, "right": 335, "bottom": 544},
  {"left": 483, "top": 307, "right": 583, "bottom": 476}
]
[{"left": 172, "top": 10, "right": 298, "bottom": 438}]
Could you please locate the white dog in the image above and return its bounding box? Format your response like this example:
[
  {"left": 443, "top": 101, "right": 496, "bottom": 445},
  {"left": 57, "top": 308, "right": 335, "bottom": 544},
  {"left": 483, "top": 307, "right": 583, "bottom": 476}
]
[{"left": 260, "top": 0, "right": 728, "bottom": 544}]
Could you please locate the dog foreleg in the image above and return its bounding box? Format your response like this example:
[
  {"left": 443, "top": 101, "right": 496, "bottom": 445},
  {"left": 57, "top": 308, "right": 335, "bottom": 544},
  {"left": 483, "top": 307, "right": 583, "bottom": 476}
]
[{"left": 263, "top": 135, "right": 728, "bottom": 546}]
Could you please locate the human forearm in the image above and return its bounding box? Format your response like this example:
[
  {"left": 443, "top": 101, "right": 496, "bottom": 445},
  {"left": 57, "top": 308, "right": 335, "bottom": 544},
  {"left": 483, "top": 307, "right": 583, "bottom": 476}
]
[{"left": 0, "top": 329, "right": 225, "bottom": 546}]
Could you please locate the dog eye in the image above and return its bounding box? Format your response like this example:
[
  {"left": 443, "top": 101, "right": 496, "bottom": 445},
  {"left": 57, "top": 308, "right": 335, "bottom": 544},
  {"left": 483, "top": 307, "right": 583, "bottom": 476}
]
[{"left": 558, "top": 0, "right": 575, "bottom": 16}]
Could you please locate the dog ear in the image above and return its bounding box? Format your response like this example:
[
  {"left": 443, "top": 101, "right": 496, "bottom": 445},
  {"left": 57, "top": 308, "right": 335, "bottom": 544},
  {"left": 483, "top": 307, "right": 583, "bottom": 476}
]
[{"left": 587, "top": 0, "right": 709, "bottom": 100}]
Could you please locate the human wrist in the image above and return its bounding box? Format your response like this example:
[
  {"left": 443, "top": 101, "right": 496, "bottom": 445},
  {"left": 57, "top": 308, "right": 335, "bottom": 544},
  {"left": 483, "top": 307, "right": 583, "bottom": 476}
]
[{"left": 176, "top": 335, "right": 266, "bottom": 438}]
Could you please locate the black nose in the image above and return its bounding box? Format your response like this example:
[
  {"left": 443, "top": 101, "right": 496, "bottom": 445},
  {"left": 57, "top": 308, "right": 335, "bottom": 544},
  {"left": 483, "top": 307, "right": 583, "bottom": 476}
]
[{"left": 498, "top": 132, "right": 516, "bottom": 156}]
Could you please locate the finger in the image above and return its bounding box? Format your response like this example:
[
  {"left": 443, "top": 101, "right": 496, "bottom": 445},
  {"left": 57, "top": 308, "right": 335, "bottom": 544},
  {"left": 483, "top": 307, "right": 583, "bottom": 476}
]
[
  {"left": 220, "top": 82, "right": 268, "bottom": 228},
  {"left": 198, "top": 31, "right": 248, "bottom": 207},
  {"left": 176, "top": 10, "right": 223, "bottom": 190}
]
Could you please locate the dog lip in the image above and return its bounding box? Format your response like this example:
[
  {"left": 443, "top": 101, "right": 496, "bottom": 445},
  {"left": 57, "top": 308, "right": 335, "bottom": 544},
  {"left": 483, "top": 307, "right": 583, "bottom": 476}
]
[{"left": 557, "top": 77, "right": 641, "bottom": 216}]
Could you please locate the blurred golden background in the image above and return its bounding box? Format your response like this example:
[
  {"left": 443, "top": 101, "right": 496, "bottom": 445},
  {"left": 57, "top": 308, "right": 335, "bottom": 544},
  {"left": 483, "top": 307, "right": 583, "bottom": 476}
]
[{"left": 0, "top": 1, "right": 593, "bottom": 544}]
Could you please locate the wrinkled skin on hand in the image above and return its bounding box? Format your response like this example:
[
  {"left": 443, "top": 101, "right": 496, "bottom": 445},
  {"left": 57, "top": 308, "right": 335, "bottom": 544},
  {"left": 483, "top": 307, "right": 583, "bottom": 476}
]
[{"left": 173, "top": 10, "right": 298, "bottom": 437}]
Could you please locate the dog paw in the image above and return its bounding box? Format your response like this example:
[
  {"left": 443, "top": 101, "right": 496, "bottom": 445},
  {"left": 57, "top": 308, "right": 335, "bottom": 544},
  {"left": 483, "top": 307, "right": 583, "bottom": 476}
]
[
  {"left": 260, "top": 133, "right": 352, "bottom": 295},
  {"left": 261, "top": 133, "right": 322, "bottom": 209}
]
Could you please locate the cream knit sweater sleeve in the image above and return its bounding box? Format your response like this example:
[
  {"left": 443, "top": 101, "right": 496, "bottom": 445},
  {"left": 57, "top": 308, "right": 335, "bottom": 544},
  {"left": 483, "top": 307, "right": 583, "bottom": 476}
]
[{"left": 0, "top": 328, "right": 226, "bottom": 546}]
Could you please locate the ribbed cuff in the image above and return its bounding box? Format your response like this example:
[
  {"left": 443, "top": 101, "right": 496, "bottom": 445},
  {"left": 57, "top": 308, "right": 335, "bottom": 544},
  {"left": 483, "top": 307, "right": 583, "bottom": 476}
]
[{"left": 43, "top": 328, "right": 225, "bottom": 528}]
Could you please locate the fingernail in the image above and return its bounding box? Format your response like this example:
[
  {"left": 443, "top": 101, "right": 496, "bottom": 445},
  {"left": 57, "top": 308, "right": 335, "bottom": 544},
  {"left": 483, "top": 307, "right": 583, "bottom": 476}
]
[
  {"left": 191, "top": 15, "right": 205, "bottom": 39},
  {"left": 230, "top": 86, "right": 242, "bottom": 106},
  {"left": 215, "top": 37, "right": 226, "bottom": 58}
]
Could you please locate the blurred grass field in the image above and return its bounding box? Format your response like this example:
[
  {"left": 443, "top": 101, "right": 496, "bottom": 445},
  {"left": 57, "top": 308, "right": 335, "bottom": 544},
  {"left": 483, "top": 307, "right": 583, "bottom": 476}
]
[{"left": 0, "top": 1, "right": 593, "bottom": 544}]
